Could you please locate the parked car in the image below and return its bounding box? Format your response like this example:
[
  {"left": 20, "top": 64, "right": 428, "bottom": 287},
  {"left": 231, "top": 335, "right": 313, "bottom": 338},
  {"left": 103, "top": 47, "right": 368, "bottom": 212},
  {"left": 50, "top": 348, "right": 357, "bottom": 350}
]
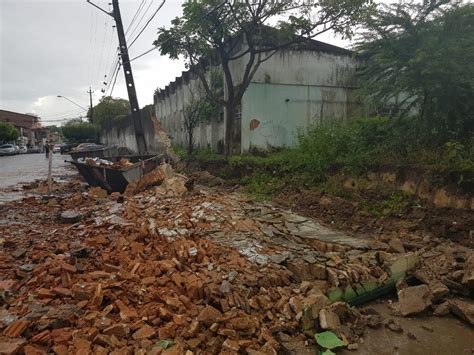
[
  {"left": 52, "top": 144, "right": 61, "bottom": 153},
  {"left": 0, "top": 144, "right": 17, "bottom": 156},
  {"left": 60, "top": 143, "right": 77, "bottom": 154},
  {"left": 18, "top": 145, "right": 28, "bottom": 154},
  {"left": 27, "top": 146, "right": 42, "bottom": 154}
]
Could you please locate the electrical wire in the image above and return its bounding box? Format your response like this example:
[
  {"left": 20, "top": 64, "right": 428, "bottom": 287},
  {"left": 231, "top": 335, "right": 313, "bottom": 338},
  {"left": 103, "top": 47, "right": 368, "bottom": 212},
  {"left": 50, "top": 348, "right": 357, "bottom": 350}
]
[
  {"left": 126, "top": 2, "right": 226, "bottom": 64},
  {"left": 126, "top": 0, "right": 155, "bottom": 42},
  {"left": 108, "top": 62, "right": 122, "bottom": 97},
  {"left": 125, "top": 0, "right": 147, "bottom": 37},
  {"left": 128, "top": 0, "right": 166, "bottom": 49}
]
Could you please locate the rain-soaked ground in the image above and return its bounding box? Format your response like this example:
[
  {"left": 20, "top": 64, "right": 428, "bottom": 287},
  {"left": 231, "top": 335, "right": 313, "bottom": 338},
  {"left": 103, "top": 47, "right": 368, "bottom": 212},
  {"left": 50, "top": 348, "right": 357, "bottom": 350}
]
[{"left": 0, "top": 153, "right": 76, "bottom": 202}]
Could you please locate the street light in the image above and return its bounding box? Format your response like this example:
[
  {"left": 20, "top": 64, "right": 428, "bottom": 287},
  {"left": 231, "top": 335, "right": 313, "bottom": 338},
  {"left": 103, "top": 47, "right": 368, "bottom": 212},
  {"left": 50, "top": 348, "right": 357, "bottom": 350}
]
[{"left": 56, "top": 95, "right": 88, "bottom": 112}]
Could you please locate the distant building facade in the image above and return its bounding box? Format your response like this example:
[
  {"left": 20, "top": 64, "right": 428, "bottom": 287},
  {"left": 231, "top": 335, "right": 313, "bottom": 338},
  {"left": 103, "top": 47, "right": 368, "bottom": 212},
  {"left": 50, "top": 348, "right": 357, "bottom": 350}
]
[
  {"left": 0, "top": 109, "right": 49, "bottom": 147},
  {"left": 154, "top": 39, "right": 361, "bottom": 153}
]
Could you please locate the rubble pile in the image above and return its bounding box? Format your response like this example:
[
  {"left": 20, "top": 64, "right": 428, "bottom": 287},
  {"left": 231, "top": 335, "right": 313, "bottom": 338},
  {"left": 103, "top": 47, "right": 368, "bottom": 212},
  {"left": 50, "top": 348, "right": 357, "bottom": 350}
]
[{"left": 0, "top": 167, "right": 473, "bottom": 354}]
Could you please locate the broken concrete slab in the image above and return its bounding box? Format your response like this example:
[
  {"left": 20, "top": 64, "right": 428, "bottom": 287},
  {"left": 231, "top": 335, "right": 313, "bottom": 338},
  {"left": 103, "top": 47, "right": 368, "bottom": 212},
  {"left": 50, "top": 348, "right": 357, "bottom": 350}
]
[
  {"left": 449, "top": 299, "right": 474, "bottom": 325},
  {"left": 60, "top": 210, "right": 83, "bottom": 224},
  {"left": 292, "top": 221, "right": 370, "bottom": 249},
  {"left": 396, "top": 285, "right": 433, "bottom": 316},
  {"left": 319, "top": 308, "right": 341, "bottom": 330}
]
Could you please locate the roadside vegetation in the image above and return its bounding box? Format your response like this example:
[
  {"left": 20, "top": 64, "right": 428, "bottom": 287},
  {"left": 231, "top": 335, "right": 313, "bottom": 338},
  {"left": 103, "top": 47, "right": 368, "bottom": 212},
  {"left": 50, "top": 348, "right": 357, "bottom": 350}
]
[
  {"left": 61, "top": 120, "right": 99, "bottom": 143},
  {"left": 0, "top": 122, "right": 19, "bottom": 143},
  {"left": 178, "top": 2, "right": 474, "bottom": 207}
]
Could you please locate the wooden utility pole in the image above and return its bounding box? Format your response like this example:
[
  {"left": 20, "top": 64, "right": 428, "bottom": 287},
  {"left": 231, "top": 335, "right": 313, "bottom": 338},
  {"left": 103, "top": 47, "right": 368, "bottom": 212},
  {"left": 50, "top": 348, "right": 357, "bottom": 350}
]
[{"left": 86, "top": 0, "right": 148, "bottom": 155}]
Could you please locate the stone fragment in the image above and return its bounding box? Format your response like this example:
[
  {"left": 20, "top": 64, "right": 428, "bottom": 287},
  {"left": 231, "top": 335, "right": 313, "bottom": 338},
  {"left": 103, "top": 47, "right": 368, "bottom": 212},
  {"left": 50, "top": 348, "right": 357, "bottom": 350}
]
[
  {"left": 396, "top": 285, "right": 432, "bottom": 316},
  {"left": 60, "top": 210, "right": 83, "bottom": 224},
  {"left": 449, "top": 299, "right": 474, "bottom": 325},
  {"left": 388, "top": 238, "right": 405, "bottom": 254},
  {"left": 0, "top": 338, "right": 26, "bottom": 355},
  {"left": 132, "top": 325, "right": 155, "bottom": 339},
  {"left": 197, "top": 305, "right": 222, "bottom": 326},
  {"left": 303, "top": 293, "right": 330, "bottom": 319},
  {"left": 385, "top": 319, "right": 403, "bottom": 333},
  {"left": 428, "top": 282, "right": 449, "bottom": 302},
  {"left": 347, "top": 343, "right": 359, "bottom": 351},
  {"left": 222, "top": 339, "right": 240, "bottom": 352},
  {"left": 433, "top": 301, "right": 450, "bottom": 316},
  {"left": 319, "top": 309, "right": 340, "bottom": 330},
  {"left": 229, "top": 316, "right": 257, "bottom": 335},
  {"left": 103, "top": 324, "right": 130, "bottom": 338},
  {"left": 461, "top": 253, "right": 474, "bottom": 289},
  {"left": 220, "top": 280, "right": 231, "bottom": 294},
  {"left": 388, "top": 253, "right": 420, "bottom": 279}
]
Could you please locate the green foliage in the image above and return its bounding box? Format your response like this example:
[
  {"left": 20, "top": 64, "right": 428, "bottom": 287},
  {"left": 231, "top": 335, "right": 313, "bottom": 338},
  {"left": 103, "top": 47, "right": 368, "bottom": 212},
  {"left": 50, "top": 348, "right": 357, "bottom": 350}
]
[
  {"left": 226, "top": 117, "right": 473, "bottom": 198},
  {"left": 357, "top": 2, "right": 474, "bottom": 141},
  {"left": 62, "top": 121, "right": 98, "bottom": 143},
  {"left": 0, "top": 122, "right": 19, "bottom": 143},
  {"left": 155, "top": 0, "right": 373, "bottom": 154},
  {"left": 239, "top": 173, "right": 286, "bottom": 201},
  {"left": 45, "top": 125, "right": 61, "bottom": 134},
  {"left": 364, "top": 191, "right": 415, "bottom": 218},
  {"left": 88, "top": 96, "right": 130, "bottom": 126}
]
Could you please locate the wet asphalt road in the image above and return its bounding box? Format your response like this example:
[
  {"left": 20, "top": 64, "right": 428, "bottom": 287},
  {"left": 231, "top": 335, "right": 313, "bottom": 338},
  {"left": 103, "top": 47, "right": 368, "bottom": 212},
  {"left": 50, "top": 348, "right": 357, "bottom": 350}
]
[{"left": 0, "top": 153, "right": 75, "bottom": 189}]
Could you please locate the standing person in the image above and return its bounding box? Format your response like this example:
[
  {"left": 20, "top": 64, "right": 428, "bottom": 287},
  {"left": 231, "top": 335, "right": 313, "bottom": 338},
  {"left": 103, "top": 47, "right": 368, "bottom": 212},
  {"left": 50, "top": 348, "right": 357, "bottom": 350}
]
[{"left": 45, "top": 141, "right": 49, "bottom": 158}]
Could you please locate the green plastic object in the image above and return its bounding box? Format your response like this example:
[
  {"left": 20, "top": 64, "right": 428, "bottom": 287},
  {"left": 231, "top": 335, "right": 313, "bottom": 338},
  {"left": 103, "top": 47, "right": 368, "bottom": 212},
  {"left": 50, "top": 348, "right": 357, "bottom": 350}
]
[
  {"left": 315, "top": 331, "right": 344, "bottom": 349},
  {"left": 155, "top": 340, "right": 174, "bottom": 349}
]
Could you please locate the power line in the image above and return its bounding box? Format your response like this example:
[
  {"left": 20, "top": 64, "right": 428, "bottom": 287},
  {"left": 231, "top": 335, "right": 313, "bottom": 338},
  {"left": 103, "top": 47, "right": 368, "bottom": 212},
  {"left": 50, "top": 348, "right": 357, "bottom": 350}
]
[
  {"left": 108, "top": 62, "right": 122, "bottom": 97},
  {"left": 127, "top": 0, "right": 154, "bottom": 42},
  {"left": 41, "top": 108, "right": 87, "bottom": 119},
  {"left": 126, "top": 2, "right": 225, "bottom": 64},
  {"left": 128, "top": 0, "right": 166, "bottom": 49},
  {"left": 125, "top": 0, "right": 147, "bottom": 37}
]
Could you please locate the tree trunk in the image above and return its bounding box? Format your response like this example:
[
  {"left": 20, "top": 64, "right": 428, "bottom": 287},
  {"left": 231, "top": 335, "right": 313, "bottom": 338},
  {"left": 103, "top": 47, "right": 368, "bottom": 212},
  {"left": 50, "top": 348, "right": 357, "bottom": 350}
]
[
  {"left": 187, "top": 130, "right": 194, "bottom": 157},
  {"left": 224, "top": 102, "right": 236, "bottom": 156}
]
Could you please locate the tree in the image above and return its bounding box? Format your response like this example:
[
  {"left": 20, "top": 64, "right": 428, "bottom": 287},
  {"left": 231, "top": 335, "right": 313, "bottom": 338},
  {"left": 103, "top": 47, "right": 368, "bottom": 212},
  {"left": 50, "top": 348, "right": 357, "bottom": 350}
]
[
  {"left": 183, "top": 91, "right": 219, "bottom": 156},
  {"left": 88, "top": 96, "right": 130, "bottom": 126},
  {"left": 0, "top": 122, "right": 19, "bottom": 143},
  {"left": 155, "top": 0, "right": 372, "bottom": 155},
  {"left": 357, "top": 1, "right": 474, "bottom": 141},
  {"left": 62, "top": 121, "right": 98, "bottom": 143},
  {"left": 46, "top": 125, "right": 62, "bottom": 134}
]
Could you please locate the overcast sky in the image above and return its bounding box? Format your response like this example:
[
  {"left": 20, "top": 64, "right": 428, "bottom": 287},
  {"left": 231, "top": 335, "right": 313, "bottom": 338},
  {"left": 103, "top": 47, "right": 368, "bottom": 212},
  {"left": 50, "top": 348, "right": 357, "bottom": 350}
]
[{"left": 0, "top": 0, "right": 358, "bottom": 126}]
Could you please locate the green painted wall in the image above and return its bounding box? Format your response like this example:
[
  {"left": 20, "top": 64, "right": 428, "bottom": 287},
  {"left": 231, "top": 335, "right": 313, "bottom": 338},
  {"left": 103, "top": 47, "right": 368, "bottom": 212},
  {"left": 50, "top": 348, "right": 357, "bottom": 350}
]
[{"left": 241, "top": 82, "right": 351, "bottom": 151}]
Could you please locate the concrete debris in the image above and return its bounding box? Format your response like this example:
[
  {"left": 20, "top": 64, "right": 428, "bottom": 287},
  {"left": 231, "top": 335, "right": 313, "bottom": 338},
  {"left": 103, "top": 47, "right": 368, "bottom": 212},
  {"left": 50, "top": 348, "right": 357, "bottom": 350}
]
[
  {"left": 449, "top": 299, "right": 474, "bottom": 325},
  {"left": 385, "top": 319, "right": 403, "bottom": 333},
  {"left": 461, "top": 252, "right": 474, "bottom": 289},
  {"left": 433, "top": 301, "right": 451, "bottom": 316},
  {"left": 428, "top": 281, "right": 449, "bottom": 302},
  {"left": 0, "top": 163, "right": 472, "bottom": 353},
  {"left": 60, "top": 210, "right": 83, "bottom": 224},
  {"left": 396, "top": 285, "right": 433, "bottom": 316},
  {"left": 319, "top": 309, "right": 341, "bottom": 330}
]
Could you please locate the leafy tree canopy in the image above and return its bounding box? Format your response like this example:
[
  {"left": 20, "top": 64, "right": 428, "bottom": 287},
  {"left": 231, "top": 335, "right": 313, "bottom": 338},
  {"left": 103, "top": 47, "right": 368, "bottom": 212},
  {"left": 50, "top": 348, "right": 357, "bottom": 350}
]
[
  {"left": 0, "top": 122, "right": 20, "bottom": 143},
  {"left": 45, "top": 125, "right": 61, "bottom": 134},
  {"left": 62, "top": 121, "right": 98, "bottom": 143},
  {"left": 357, "top": 1, "right": 474, "bottom": 141},
  {"left": 88, "top": 96, "right": 130, "bottom": 126},
  {"left": 155, "top": 0, "right": 373, "bottom": 154}
]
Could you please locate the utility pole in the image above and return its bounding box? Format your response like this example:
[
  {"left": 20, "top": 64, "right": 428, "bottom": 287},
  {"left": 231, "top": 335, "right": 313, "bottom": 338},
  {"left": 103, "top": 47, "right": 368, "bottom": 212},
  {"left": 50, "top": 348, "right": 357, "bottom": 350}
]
[
  {"left": 86, "top": 0, "right": 148, "bottom": 155},
  {"left": 87, "top": 87, "right": 94, "bottom": 122}
]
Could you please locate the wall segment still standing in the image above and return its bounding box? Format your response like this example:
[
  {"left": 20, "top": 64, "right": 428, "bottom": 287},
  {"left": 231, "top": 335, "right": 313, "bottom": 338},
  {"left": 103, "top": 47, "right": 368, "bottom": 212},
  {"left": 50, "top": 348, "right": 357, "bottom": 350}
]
[{"left": 154, "top": 43, "right": 360, "bottom": 153}]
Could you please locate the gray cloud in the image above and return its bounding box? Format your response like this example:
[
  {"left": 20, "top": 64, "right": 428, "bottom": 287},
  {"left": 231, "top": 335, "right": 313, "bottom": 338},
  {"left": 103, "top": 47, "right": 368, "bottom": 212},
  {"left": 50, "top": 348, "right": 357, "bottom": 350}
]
[{"left": 1, "top": 0, "right": 365, "bottom": 125}]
